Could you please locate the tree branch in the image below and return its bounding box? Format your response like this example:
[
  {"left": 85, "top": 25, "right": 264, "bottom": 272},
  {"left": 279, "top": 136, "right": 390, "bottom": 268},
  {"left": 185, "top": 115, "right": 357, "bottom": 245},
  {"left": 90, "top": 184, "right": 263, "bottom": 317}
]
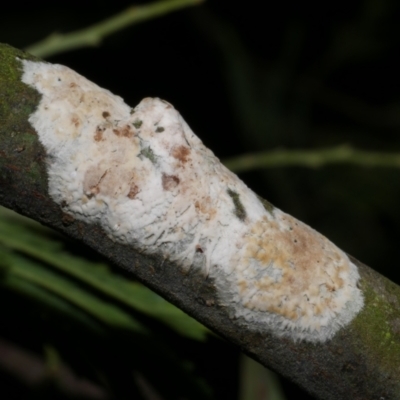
[{"left": 1, "top": 43, "right": 399, "bottom": 400}]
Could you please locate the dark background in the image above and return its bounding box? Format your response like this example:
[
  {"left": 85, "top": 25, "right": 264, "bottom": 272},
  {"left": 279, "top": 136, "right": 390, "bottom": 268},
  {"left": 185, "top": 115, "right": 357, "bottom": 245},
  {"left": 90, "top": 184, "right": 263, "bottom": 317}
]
[{"left": 1, "top": 0, "right": 400, "bottom": 398}]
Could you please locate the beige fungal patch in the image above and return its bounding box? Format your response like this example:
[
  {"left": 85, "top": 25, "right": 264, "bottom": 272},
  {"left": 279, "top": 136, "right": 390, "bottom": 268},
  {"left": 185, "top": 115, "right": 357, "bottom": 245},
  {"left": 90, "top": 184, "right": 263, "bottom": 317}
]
[
  {"left": 195, "top": 197, "right": 217, "bottom": 221},
  {"left": 21, "top": 59, "right": 364, "bottom": 343},
  {"left": 239, "top": 212, "right": 349, "bottom": 327},
  {"left": 218, "top": 208, "right": 364, "bottom": 341}
]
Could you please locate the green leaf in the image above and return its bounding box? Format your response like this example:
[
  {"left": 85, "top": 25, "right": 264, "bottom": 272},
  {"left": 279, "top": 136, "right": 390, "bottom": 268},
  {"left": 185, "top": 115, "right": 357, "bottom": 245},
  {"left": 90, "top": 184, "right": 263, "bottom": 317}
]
[
  {"left": 239, "top": 354, "right": 286, "bottom": 400},
  {"left": 0, "top": 245, "right": 146, "bottom": 333},
  {"left": 0, "top": 207, "right": 209, "bottom": 340},
  {"left": 0, "top": 271, "right": 105, "bottom": 334}
]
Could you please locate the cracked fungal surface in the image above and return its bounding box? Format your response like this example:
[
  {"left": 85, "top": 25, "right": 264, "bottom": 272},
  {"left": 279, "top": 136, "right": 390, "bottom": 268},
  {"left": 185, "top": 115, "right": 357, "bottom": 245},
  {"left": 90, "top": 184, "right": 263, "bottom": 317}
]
[{"left": 21, "top": 59, "right": 364, "bottom": 342}]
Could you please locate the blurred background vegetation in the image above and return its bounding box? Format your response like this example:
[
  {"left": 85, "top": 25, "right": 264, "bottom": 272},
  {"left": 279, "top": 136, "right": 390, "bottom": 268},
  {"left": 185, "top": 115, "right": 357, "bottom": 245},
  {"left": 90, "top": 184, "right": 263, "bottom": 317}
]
[{"left": 1, "top": 0, "right": 400, "bottom": 398}]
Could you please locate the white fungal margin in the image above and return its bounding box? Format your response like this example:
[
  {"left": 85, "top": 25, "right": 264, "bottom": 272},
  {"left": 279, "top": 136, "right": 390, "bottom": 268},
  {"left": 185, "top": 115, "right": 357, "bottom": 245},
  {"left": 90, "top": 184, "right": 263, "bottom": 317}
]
[{"left": 20, "top": 58, "right": 364, "bottom": 343}]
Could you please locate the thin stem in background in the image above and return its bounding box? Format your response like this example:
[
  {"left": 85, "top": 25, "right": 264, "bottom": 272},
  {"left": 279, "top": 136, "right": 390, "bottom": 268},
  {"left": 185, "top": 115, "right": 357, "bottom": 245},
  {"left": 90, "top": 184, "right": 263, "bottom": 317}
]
[
  {"left": 223, "top": 144, "right": 400, "bottom": 173},
  {"left": 25, "top": 0, "right": 204, "bottom": 59}
]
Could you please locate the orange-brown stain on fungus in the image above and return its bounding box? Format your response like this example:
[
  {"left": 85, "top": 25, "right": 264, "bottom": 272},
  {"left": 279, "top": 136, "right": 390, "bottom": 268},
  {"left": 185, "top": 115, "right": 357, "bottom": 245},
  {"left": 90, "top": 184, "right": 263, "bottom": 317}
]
[
  {"left": 83, "top": 167, "right": 108, "bottom": 198},
  {"left": 112, "top": 125, "right": 134, "bottom": 138},
  {"left": 171, "top": 145, "right": 191, "bottom": 164},
  {"left": 127, "top": 183, "right": 140, "bottom": 199},
  {"left": 71, "top": 115, "right": 80, "bottom": 128},
  {"left": 195, "top": 197, "right": 217, "bottom": 220},
  {"left": 83, "top": 166, "right": 137, "bottom": 199},
  {"left": 94, "top": 126, "right": 104, "bottom": 141}
]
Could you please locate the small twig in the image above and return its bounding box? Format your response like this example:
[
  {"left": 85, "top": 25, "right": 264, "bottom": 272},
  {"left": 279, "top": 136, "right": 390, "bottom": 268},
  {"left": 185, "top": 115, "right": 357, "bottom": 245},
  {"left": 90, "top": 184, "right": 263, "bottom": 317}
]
[
  {"left": 25, "top": 0, "right": 204, "bottom": 58},
  {"left": 223, "top": 144, "right": 400, "bottom": 173}
]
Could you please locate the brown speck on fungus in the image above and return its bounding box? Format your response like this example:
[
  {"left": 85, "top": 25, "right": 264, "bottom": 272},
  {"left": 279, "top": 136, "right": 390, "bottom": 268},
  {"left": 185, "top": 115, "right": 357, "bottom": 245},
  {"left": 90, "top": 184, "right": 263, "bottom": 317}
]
[
  {"left": 62, "top": 212, "right": 75, "bottom": 226},
  {"left": 171, "top": 145, "right": 191, "bottom": 164},
  {"left": 94, "top": 126, "right": 104, "bottom": 141},
  {"left": 71, "top": 115, "right": 80, "bottom": 128},
  {"left": 155, "top": 126, "right": 165, "bottom": 133},
  {"left": 102, "top": 111, "right": 110, "bottom": 118},
  {"left": 195, "top": 198, "right": 217, "bottom": 220},
  {"left": 113, "top": 125, "right": 134, "bottom": 138},
  {"left": 162, "top": 173, "right": 180, "bottom": 191},
  {"left": 127, "top": 184, "right": 140, "bottom": 199},
  {"left": 87, "top": 185, "right": 100, "bottom": 197},
  {"left": 195, "top": 244, "right": 204, "bottom": 253},
  {"left": 83, "top": 168, "right": 108, "bottom": 198},
  {"left": 160, "top": 99, "right": 173, "bottom": 108}
]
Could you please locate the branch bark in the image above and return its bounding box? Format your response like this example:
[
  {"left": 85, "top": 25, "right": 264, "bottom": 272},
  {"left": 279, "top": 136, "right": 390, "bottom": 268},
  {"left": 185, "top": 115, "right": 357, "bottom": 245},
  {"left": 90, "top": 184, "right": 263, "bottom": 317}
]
[{"left": 1, "top": 43, "right": 399, "bottom": 400}]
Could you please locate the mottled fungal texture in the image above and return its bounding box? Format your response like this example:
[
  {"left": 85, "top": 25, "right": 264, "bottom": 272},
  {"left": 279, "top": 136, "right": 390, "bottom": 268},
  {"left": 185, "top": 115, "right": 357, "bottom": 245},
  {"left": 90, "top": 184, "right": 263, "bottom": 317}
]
[{"left": 20, "top": 59, "right": 364, "bottom": 342}]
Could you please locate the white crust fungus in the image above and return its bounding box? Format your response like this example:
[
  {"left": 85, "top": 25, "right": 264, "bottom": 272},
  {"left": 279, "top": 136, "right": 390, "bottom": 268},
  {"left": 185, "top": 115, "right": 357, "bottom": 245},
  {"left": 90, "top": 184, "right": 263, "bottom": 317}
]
[{"left": 20, "top": 59, "right": 364, "bottom": 342}]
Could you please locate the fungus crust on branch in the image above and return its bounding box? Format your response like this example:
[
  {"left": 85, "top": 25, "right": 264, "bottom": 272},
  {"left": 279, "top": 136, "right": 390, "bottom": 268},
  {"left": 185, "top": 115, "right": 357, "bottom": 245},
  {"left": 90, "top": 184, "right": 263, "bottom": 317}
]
[{"left": 20, "top": 59, "right": 364, "bottom": 342}]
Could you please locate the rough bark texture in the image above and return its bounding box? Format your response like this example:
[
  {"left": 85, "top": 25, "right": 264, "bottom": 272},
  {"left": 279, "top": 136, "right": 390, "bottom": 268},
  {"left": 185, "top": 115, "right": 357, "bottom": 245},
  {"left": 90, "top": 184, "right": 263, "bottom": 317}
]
[{"left": 1, "top": 43, "right": 399, "bottom": 400}]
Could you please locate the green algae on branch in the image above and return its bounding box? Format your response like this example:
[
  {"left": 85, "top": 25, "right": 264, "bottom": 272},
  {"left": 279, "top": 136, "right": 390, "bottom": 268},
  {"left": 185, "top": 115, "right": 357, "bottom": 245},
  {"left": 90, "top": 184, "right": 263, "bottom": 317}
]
[
  {"left": 0, "top": 44, "right": 48, "bottom": 191},
  {"left": 258, "top": 196, "right": 274, "bottom": 215},
  {"left": 227, "top": 188, "right": 247, "bottom": 221},
  {"left": 132, "top": 119, "right": 143, "bottom": 129},
  {"left": 0, "top": 44, "right": 39, "bottom": 120},
  {"left": 351, "top": 267, "right": 400, "bottom": 377},
  {"left": 140, "top": 146, "right": 157, "bottom": 164}
]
